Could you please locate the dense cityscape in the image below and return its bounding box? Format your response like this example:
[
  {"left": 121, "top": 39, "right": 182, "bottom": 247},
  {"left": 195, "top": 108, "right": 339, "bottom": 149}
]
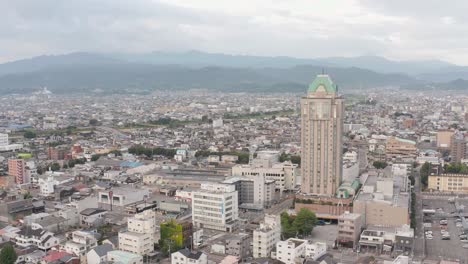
[
  {"left": 4, "top": 1, "right": 468, "bottom": 264},
  {"left": 1, "top": 74, "right": 468, "bottom": 264}
]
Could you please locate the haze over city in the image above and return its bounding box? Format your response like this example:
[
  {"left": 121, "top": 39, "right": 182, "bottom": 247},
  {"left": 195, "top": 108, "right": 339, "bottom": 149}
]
[{"left": 2, "top": 1, "right": 468, "bottom": 264}]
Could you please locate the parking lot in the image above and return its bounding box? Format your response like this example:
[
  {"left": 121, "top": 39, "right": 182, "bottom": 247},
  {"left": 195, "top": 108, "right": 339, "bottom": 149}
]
[
  {"left": 422, "top": 197, "right": 468, "bottom": 263},
  {"left": 309, "top": 224, "right": 338, "bottom": 247}
]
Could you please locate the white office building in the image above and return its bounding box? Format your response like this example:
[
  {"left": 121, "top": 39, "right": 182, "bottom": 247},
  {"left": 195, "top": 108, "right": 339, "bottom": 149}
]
[
  {"left": 192, "top": 183, "right": 238, "bottom": 232},
  {"left": 0, "top": 133, "right": 23, "bottom": 152},
  {"left": 232, "top": 160, "right": 297, "bottom": 191}
]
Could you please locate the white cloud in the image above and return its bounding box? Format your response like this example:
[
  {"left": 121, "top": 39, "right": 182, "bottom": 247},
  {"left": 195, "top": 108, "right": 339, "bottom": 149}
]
[{"left": 0, "top": 0, "right": 467, "bottom": 64}]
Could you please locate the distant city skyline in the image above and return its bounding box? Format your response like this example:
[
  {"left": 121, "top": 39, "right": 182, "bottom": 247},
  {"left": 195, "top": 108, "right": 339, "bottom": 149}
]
[{"left": 2, "top": 0, "right": 468, "bottom": 64}]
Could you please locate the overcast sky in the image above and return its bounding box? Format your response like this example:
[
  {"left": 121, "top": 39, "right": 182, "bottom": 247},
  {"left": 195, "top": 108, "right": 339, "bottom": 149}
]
[{"left": 2, "top": 0, "right": 468, "bottom": 64}]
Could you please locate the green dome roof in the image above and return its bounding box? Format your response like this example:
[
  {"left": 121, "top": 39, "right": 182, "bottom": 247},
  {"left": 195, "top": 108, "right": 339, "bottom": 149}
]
[{"left": 308, "top": 74, "right": 337, "bottom": 93}]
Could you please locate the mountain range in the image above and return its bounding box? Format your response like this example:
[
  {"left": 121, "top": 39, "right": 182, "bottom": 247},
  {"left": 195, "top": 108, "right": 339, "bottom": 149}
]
[{"left": 0, "top": 51, "right": 467, "bottom": 95}]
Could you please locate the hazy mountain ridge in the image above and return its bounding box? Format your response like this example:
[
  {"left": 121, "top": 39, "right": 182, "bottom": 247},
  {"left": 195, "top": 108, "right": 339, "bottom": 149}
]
[{"left": 0, "top": 51, "right": 467, "bottom": 95}]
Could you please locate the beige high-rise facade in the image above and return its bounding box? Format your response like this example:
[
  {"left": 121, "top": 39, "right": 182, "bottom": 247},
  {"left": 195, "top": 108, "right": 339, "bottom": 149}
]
[{"left": 301, "top": 74, "right": 344, "bottom": 195}]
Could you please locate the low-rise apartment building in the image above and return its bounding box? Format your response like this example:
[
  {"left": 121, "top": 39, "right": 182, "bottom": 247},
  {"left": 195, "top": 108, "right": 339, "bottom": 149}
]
[
  {"left": 337, "top": 212, "right": 362, "bottom": 248},
  {"left": 274, "top": 238, "right": 327, "bottom": 264},
  {"left": 119, "top": 210, "right": 155, "bottom": 255},
  {"left": 428, "top": 173, "right": 468, "bottom": 193},
  {"left": 253, "top": 214, "right": 281, "bottom": 258}
]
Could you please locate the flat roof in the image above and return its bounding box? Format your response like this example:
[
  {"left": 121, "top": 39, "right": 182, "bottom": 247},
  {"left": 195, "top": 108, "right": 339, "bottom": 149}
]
[{"left": 108, "top": 250, "right": 141, "bottom": 261}]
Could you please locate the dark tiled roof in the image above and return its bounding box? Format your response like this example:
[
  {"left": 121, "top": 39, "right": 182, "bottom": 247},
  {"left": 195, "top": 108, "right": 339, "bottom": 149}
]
[
  {"left": 18, "top": 227, "right": 44, "bottom": 237},
  {"left": 92, "top": 244, "right": 113, "bottom": 257},
  {"left": 80, "top": 208, "right": 106, "bottom": 216},
  {"left": 178, "top": 249, "right": 203, "bottom": 260}
]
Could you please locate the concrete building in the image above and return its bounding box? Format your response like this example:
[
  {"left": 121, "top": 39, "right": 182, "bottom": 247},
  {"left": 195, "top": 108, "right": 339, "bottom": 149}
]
[
  {"left": 428, "top": 173, "right": 468, "bottom": 193},
  {"left": 232, "top": 160, "right": 298, "bottom": 191},
  {"left": 8, "top": 159, "right": 29, "bottom": 185},
  {"left": 171, "top": 249, "right": 208, "bottom": 264},
  {"left": 98, "top": 187, "right": 151, "bottom": 211},
  {"left": 353, "top": 173, "right": 410, "bottom": 228},
  {"left": 275, "top": 238, "right": 308, "bottom": 264},
  {"left": 63, "top": 230, "right": 98, "bottom": 258},
  {"left": 86, "top": 244, "right": 114, "bottom": 264},
  {"left": 451, "top": 132, "right": 467, "bottom": 162},
  {"left": 107, "top": 250, "right": 143, "bottom": 264},
  {"left": 294, "top": 195, "right": 353, "bottom": 220},
  {"left": 253, "top": 214, "right": 281, "bottom": 258},
  {"left": 225, "top": 233, "right": 252, "bottom": 261},
  {"left": 394, "top": 225, "right": 414, "bottom": 255},
  {"left": 80, "top": 208, "right": 107, "bottom": 227},
  {"left": 0, "top": 133, "right": 22, "bottom": 152},
  {"left": 386, "top": 137, "right": 417, "bottom": 160},
  {"left": 437, "top": 130, "right": 454, "bottom": 149},
  {"left": 192, "top": 183, "right": 238, "bottom": 232},
  {"left": 223, "top": 176, "right": 277, "bottom": 209},
  {"left": 337, "top": 212, "right": 362, "bottom": 248},
  {"left": 300, "top": 74, "right": 344, "bottom": 196},
  {"left": 358, "top": 225, "right": 414, "bottom": 255},
  {"left": 305, "top": 241, "right": 327, "bottom": 261},
  {"left": 0, "top": 133, "right": 7, "bottom": 147},
  {"left": 119, "top": 210, "right": 155, "bottom": 255},
  {"left": 274, "top": 238, "right": 327, "bottom": 264}
]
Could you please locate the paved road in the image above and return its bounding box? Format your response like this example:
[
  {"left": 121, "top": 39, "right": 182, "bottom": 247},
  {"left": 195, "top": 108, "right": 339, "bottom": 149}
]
[
  {"left": 413, "top": 166, "right": 426, "bottom": 260},
  {"left": 265, "top": 196, "right": 294, "bottom": 215}
]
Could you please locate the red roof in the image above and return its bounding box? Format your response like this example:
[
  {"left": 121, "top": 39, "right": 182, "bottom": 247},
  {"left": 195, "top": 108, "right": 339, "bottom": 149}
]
[
  {"left": 73, "top": 183, "right": 88, "bottom": 190},
  {"left": 43, "top": 251, "right": 71, "bottom": 262}
]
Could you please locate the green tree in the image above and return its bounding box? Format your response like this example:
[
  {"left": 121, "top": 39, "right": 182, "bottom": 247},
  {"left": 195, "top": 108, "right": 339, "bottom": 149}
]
[
  {"left": 420, "top": 162, "right": 431, "bottom": 187},
  {"left": 290, "top": 155, "right": 301, "bottom": 165},
  {"left": 91, "top": 154, "right": 101, "bottom": 161},
  {"left": 293, "top": 208, "right": 317, "bottom": 236},
  {"left": 89, "top": 119, "right": 99, "bottom": 126},
  {"left": 373, "top": 161, "right": 388, "bottom": 169},
  {"left": 279, "top": 153, "right": 288, "bottom": 162},
  {"left": 0, "top": 243, "right": 17, "bottom": 264},
  {"left": 281, "top": 212, "right": 297, "bottom": 239},
  {"left": 23, "top": 192, "right": 32, "bottom": 199},
  {"left": 50, "top": 162, "right": 61, "bottom": 171},
  {"left": 159, "top": 220, "right": 184, "bottom": 256},
  {"left": 23, "top": 130, "right": 36, "bottom": 139},
  {"left": 281, "top": 209, "right": 317, "bottom": 238}
]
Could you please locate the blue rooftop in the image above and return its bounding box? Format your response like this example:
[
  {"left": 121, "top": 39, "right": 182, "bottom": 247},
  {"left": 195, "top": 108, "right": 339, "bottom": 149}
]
[{"left": 120, "top": 161, "right": 143, "bottom": 168}]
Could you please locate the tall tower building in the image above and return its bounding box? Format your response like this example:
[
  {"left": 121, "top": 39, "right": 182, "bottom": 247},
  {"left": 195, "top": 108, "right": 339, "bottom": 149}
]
[{"left": 301, "top": 74, "right": 344, "bottom": 196}]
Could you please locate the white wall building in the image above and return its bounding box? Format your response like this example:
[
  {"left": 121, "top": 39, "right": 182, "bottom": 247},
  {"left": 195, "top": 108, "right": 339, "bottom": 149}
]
[
  {"left": 305, "top": 241, "right": 327, "bottom": 260},
  {"left": 232, "top": 161, "right": 297, "bottom": 191},
  {"left": 253, "top": 214, "right": 281, "bottom": 258},
  {"left": 63, "top": 230, "right": 98, "bottom": 258},
  {"left": 171, "top": 249, "right": 208, "bottom": 264},
  {"left": 275, "top": 238, "right": 308, "bottom": 264},
  {"left": 86, "top": 244, "right": 114, "bottom": 264},
  {"left": 119, "top": 210, "right": 156, "bottom": 256},
  {"left": 275, "top": 238, "right": 327, "bottom": 264},
  {"left": 192, "top": 183, "right": 238, "bottom": 232},
  {"left": 0, "top": 133, "right": 23, "bottom": 152},
  {"left": 38, "top": 175, "right": 74, "bottom": 195}
]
